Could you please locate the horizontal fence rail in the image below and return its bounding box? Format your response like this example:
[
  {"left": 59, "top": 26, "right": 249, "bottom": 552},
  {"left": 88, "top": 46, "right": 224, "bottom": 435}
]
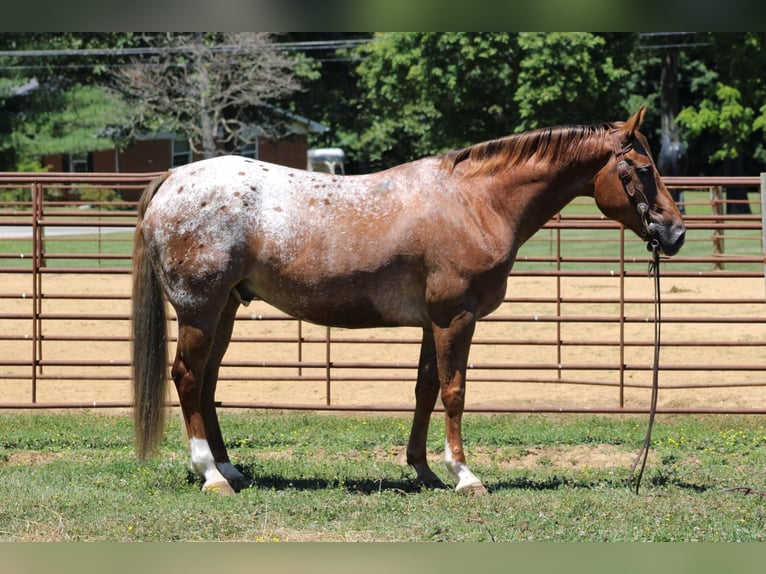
[{"left": 1, "top": 171, "right": 765, "bottom": 414}]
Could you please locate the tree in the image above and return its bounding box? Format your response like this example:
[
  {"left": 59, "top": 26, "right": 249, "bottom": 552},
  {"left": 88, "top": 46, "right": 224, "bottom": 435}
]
[
  {"left": 13, "top": 84, "right": 131, "bottom": 155},
  {"left": 677, "top": 82, "right": 756, "bottom": 164},
  {"left": 278, "top": 32, "right": 373, "bottom": 173},
  {"left": 672, "top": 33, "right": 766, "bottom": 176},
  {"left": 352, "top": 33, "right": 521, "bottom": 168},
  {"left": 112, "top": 33, "right": 317, "bottom": 159},
  {"left": 350, "top": 32, "right": 637, "bottom": 169},
  {"left": 0, "top": 33, "right": 143, "bottom": 171},
  {"left": 513, "top": 32, "right": 632, "bottom": 131}
]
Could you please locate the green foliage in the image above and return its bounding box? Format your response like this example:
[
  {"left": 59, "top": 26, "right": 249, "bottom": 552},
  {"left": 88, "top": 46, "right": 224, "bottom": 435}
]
[
  {"left": 354, "top": 33, "right": 521, "bottom": 167},
  {"left": 0, "top": 158, "right": 47, "bottom": 203},
  {"left": 352, "top": 33, "right": 637, "bottom": 168},
  {"left": 0, "top": 34, "right": 141, "bottom": 170},
  {"left": 672, "top": 33, "right": 766, "bottom": 172},
  {"left": 3, "top": 33, "right": 766, "bottom": 177},
  {"left": 677, "top": 83, "right": 756, "bottom": 163},
  {"left": 77, "top": 187, "right": 128, "bottom": 210},
  {"left": 513, "top": 33, "right": 631, "bottom": 131},
  {"left": 7, "top": 85, "right": 131, "bottom": 160}
]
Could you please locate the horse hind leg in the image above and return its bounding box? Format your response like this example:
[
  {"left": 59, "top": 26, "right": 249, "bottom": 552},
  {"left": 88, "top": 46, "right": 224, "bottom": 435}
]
[
  {"left": 201, "top": 292, "right": 251, "bottom": 491},
  {"left": 406, "top": 327, "right": 447, "bottom": 490},
  {"left": 172, "top": 312, "right": 236, "bottom": 495}
]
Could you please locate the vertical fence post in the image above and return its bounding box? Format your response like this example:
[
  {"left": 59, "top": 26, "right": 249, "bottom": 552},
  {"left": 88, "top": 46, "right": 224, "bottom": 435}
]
[
  {"left": 325, "top": 326, "right": 332, "bottom": 405},
  {"left": 555, "top": 213, "right": 562, "bottom": 380},
  {"left": 711, "top": 185, "right": 724, "bottom": 270},
  {"left": 761, "top": 173, "right": 766, "bottom": 297},
  {"left": 297, "top": 320, "right": 303, "bottom": 378},
  {"left": 619, "top": 225, "right": 626, "bottom": 408},
  {"left": 31, "top": 181, "right": 43, "bottom": 402}
]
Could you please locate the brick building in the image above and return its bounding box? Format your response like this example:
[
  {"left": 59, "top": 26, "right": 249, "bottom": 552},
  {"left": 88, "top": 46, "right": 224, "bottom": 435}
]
[{"left": 42, "top": 110, "right": 327, "bottom": 176}]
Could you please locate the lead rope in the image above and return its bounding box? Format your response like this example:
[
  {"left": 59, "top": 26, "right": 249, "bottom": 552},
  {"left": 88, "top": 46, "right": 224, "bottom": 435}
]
[{"left": 628, "top": 238, "right": 662, "bottom": 494}]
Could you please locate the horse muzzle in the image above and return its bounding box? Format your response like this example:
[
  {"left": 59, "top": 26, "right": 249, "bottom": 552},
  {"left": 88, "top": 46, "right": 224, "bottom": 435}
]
[{"left": 646, "top": 219, "right": 685, "bottom": 256}]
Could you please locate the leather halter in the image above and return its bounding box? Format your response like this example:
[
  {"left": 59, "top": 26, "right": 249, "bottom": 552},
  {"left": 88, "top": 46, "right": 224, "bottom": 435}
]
[{"left": 611, "top": 132, "right": 653, "bottom": 241}]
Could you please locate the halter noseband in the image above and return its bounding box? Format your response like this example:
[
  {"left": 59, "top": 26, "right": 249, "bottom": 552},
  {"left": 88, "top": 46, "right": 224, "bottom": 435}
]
[{"left": 611, "top": 132, "right": 652, "bottom": 241}]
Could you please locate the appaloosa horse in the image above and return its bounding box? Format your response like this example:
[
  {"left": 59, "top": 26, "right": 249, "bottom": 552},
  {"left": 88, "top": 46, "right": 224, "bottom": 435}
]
[{"left": 131, "top": 107, "right": 685, "bottom": 495}]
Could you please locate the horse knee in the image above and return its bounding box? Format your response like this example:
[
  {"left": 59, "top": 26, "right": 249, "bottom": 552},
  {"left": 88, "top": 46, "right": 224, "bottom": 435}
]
[
  {"left": 170, "top": 360, "right": 186, "bottom": 385},
  {"left": 440, "top": 386, "right": 465, "bottom": 412}
]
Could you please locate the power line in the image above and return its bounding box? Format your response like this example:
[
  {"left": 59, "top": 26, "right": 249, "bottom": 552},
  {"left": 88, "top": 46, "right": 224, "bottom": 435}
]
[
  {"left": 0, "top": 39, "right": 371, "bottom": 59},
  {"left": 637, "top": 32, "right": 712, "bottom": 50}
]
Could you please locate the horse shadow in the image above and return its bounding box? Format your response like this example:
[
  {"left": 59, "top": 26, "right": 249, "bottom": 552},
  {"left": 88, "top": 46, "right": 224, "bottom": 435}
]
[
  {"left": 188, "top": 465, "right": 712, "bottom": 495},
  {"left": 182, "top": 464, "right": 708, "bottom": 495}
]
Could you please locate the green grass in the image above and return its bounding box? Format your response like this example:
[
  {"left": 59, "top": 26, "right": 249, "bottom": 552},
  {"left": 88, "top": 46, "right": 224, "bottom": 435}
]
[
  {"left": 2, "top": 411, "right": 766, "bottom": 541},
  {"left": 0, "top": 232, "right": 134, "bottom": 269}
]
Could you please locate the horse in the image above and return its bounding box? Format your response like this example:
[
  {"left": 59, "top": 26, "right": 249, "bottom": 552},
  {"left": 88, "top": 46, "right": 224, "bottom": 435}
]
[{"left": 131, "top": 107, "right": 685, "bottom": 495}]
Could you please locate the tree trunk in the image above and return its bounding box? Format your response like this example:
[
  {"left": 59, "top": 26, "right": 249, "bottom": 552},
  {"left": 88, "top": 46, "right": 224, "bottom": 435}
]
[
  {"left": 195, "top": 33, "right": 217, "bottom": 159},
  {"left": 660, "top": 48, "right": 680, "bottom": 142},
  {"left": 658, "top": 48, "right": 688, "bottom": 212}
]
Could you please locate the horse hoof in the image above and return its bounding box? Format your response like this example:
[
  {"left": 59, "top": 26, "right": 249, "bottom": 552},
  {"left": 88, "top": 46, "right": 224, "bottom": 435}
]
[
  {"left": 225, "top": 475, "right": 252, "bottom": 492},
  {"left": 456, "top": 482, "right": 488, "bottom": 496},
  {"left": 217, "top": 463, "right": 252, "bottom": 492},
  {"left": 202, "top": 481, "right": 236, "bottom": 495},
  {"left": 232, "top": 477, "right": 253, "bottom": 492}
]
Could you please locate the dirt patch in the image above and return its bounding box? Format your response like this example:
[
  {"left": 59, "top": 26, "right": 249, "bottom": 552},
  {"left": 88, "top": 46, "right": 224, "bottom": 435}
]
[
  {"left": 4, "top": 450, "right": 73, "bottom": 466},
  {"left": 504, "top": 444, "right": 634, "bottom": 470}
]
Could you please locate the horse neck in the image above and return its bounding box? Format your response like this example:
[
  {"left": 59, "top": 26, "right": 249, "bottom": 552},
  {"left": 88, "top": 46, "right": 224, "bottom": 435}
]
[{"left": 485, "top": 141, "right": 611, "bottom": 245}]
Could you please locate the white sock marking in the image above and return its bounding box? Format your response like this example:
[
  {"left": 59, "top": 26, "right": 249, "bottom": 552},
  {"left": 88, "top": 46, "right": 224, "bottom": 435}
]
[
  {"left": 189, "top": 437, "right": 228, "bottom": 486},
  {"left": 443, "top": 438, "right": 483, "bottom": 491}
]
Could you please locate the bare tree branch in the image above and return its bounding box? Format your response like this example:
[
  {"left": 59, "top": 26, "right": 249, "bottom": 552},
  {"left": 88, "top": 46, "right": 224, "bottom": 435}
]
[{"left": 112, "top": 33, "right": 306, "bottom": 158}]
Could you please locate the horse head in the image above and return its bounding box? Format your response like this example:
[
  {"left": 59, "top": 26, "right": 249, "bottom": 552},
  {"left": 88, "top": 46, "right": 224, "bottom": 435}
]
[{"left": 593, "top": 107, "right": 686, "bottom": 256}]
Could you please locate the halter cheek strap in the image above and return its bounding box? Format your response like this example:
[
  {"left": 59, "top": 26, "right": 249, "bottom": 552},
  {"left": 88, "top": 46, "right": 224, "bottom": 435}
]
[
  {"left": 617, "top": 158, "right": 639, "bottom": 197},
  {"left": 612, "top": 133, "right": 652, "bottom": 240}
]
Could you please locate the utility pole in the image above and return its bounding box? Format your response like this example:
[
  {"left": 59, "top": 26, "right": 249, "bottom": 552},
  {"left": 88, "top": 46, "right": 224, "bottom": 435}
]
[{"left": 657, "top": 47, "right": 688, "bottom": 213}]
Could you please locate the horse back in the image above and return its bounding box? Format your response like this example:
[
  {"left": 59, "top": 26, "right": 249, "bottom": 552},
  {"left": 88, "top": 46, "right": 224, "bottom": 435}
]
[{"left": 141, "top": 155, "right": 512, "bottom": 327}]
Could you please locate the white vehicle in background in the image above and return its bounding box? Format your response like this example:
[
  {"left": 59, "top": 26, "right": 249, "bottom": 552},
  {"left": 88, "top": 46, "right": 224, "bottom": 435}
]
[{"left": 307, "top": 147, "right": 345, "bottom": 175}]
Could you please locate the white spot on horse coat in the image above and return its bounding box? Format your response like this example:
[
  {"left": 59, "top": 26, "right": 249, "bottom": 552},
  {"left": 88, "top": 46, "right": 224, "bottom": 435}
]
[{"left": 144, "top": 156, "right": 437, "bottom": 321}]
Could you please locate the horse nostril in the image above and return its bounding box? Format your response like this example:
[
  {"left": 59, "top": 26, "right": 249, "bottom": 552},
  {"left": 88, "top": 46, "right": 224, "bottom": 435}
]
[{"left": 661, "top": 227, "right": 685, "bottom": 256}]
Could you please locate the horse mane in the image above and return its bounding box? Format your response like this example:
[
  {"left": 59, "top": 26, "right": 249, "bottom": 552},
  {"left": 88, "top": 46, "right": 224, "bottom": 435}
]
[{"left": 440, "top": 122, "right": 615, "bottom": 178}]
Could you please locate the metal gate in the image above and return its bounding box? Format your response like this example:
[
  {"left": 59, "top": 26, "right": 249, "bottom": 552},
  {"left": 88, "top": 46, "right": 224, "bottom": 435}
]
[{"left": 1, "top": 172, "right": 765, "bottom": 413}]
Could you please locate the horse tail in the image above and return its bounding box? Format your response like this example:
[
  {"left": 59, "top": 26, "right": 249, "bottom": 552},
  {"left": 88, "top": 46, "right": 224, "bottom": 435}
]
[{"left": 131, "top": 173, "right": 169, "bottom": 460}]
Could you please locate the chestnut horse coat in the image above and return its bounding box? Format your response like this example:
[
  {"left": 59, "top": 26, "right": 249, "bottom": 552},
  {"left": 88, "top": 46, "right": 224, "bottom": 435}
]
[{"left": 132, "top": 108, "right": 685, "bottom": 494}]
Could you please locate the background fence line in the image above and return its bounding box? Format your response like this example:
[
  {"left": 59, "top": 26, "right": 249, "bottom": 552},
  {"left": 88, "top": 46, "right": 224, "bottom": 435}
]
[{"left": 1, "top": 172, "right": 765, "bottom": 413}]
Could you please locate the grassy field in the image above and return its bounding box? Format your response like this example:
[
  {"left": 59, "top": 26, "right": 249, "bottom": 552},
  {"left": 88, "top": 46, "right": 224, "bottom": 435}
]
[{"left": 2, "top": 410, "right": 766, "bottom": 542}]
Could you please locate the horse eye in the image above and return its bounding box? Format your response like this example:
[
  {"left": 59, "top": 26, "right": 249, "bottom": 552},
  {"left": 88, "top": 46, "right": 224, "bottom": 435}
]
[{"left": 635, "top": 164, "right": 653, "bottom": 174}]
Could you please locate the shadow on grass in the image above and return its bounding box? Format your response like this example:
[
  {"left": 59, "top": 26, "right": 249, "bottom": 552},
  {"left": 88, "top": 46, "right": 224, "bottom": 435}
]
[
  {"left": 182, "top": 464, "right": 713, "bottom": 495},
  {"left": 252, "top": 474, "right": 424, "bottom": 494},
  {"left": 230, "top": 465, "right": 642, "bottom": 494}
]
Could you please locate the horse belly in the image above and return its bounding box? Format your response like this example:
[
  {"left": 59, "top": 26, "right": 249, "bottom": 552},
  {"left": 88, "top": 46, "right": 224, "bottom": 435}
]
[{"left": 243, "top": 268, "right": 429, "bottom": 329}]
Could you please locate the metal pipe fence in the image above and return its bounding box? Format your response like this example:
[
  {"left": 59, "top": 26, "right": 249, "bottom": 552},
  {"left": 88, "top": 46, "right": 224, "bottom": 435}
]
[{"left": 1, "top": 172, "right": 765, "bottom": 414}]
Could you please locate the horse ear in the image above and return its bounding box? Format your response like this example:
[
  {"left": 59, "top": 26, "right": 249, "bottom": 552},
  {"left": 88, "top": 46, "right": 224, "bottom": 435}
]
[{"left": 623, "top": 107, "right": 647, "bottom": 137}]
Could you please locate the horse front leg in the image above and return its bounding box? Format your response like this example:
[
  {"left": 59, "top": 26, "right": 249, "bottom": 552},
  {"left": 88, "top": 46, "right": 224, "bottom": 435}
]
[
  {"left": 173, "top": 320, "right": 236, "bottom": 495},
  {"left": 433, "top": 311, "right": 488, "bottom": 495},
  {"left": 406, "top": 327, "right": 448, "bottom": 490},
  {"left": 201, "top": 293, "right": 251, "bottom": 492}
]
